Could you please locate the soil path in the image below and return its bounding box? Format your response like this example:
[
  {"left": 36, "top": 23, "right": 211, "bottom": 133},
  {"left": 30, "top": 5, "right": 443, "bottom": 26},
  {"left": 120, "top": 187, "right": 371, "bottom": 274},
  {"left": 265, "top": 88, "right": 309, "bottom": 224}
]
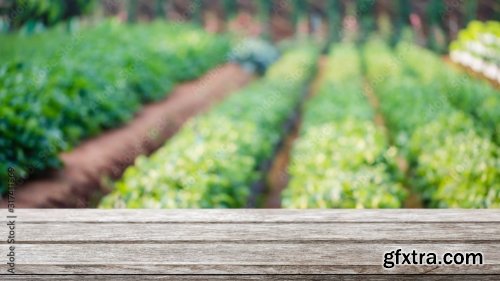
[
  {"left": 2, "top": 64, "right": 253, "bottom": 208},
  {"left": 263, "top": 56, "right": 329, "bottom": 208}
]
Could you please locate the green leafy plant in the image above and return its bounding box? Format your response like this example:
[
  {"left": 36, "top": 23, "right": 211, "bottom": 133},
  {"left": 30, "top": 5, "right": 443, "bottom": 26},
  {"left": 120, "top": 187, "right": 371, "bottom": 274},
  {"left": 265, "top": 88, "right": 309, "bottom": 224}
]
[
  {"left": 283, "top": 44, "right": 406, "bottom": 208},
  {"left": 0, "top": 21, "right": 230, "bottom": 193},
  {"left": 100, "top": 46, "right": 319, "bottom": 208},
  {"left": 1, "top": 0, "right": 96, "bottom": 31},
  {"left": 396, "top": 41, "right": 500, "bottom": 145},
  {"left": 449, "top": 21, "right": 500, "bottom": 81},
  {"left": 364, "top": 40, "right": 500, "bottom": 208}
]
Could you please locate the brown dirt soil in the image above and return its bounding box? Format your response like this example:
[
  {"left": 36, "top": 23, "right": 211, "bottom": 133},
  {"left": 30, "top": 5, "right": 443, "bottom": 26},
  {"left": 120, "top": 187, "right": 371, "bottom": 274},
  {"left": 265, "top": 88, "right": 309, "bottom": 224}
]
[
  {"left": 1, "top": 64, "right": 253, "bottom": 208},
  {"left": 263, "top": 56, "right": 329, "bottom": 208}
]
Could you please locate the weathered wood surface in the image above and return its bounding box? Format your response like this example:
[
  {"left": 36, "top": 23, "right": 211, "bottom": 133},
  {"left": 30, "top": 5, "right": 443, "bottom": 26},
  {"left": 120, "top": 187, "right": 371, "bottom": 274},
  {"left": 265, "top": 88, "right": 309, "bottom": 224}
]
[
  {"left": 2, "top": 275, "right": 500, "bottom": 281},
  {"left": 0, "top": 209, "right": 499, "bottom": 278},
  {"left": 5, "top": 209, "right": 500, "bottom": 222}
]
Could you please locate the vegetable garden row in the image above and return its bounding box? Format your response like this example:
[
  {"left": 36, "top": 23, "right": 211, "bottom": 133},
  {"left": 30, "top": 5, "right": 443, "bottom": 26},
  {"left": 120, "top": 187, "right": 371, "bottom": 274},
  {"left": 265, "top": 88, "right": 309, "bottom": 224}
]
[
  {"left": 100, "top": 40, "right": 499, "bottom": 209},
  {"left": 365, "top": 41, "right": 499, "bottom": 208},
  {"left": 283, "top": 45, "right": 406, "bottom": 208},
  {"left": 100, "top": 46, "right": 318, "bottom": 208},
  {"left": 0, "top": 21, "right": 230, "bottom": 193},
  {"left": 2, "top": 21, "right": 499, "bottom": 208},
  {"left": 284, "top": 41, "right": 499, "bottom": 208}
]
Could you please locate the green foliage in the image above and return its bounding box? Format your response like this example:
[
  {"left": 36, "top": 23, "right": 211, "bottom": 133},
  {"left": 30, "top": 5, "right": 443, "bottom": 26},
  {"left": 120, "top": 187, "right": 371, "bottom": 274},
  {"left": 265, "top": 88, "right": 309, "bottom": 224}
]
[
  {"left": 284, "top": 120, "right": 406, "bottom": 208},
  {"left": 0, "top": 21, "right": 230, "bottom": 193},
  {"left": 283, "top": 44, "right": 407, "bottom": 208},
  {"left": 396, "top": 41, "right": 500, "bottom": 145},
  {"left": 449, "top": 20, "right": 500, "bottom": 66},
  {"left": 409, "top": 114, "right": 500, "bottom": 208},
  {"left": 364, "top": 40, "right": 500, "bottom": 208},
  {"left": 99, "top": 46, "right": 318, "bottom": 208},
  {"left": 1, "top": 0, "right": 96, "bottom": 31}
]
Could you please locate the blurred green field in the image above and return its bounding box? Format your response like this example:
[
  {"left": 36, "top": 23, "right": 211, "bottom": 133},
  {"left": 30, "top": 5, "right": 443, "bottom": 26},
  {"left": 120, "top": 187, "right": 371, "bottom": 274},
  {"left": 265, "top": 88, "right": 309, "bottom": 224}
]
[{"left": 0, "top": 0, "right": 499, "bottom": 208}]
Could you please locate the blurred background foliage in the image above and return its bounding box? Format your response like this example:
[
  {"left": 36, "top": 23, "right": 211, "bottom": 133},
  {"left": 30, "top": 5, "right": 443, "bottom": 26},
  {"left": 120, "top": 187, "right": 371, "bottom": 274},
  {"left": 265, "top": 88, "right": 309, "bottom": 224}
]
[
  {"left": 0, "top": 0, "right": 96, "bottom": 31},
  {"left": 0, "top": 0, "right": 499, "bottom": 52}
]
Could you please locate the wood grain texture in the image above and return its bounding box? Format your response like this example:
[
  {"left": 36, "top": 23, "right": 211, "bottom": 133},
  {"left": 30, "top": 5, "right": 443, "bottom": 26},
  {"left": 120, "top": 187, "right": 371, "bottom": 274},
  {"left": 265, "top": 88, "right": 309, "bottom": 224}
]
[
  {"left": 0, "top": 209, "right": 499, "bottom": 277},
  {"left": 3, "top": 209, "right": 500, "bottom": 222},
  {"left": 2, "top": 275, "right": 500, "bottom": 281},
  {"left": 3, "top": 222, "right": 498, "bottom": 243}
]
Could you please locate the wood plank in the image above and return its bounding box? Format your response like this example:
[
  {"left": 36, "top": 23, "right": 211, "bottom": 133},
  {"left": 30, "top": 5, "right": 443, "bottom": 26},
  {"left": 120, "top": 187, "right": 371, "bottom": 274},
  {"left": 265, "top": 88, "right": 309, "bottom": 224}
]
[
  {"left": 4, "top": 243, "right": 495, "bottom": 265},
  {"left": 3, "top": 264, "right": 499, "bottom": 275},
  {"left": 2, "top": 275, "right": 499, "bottom": 281},
  {"left": 1, "top": 243, "right": 497, "bottom": 274},
  {"left": 1, "top": 210, "right": 498, "bottom": 275},
  {"left": 3, "top": 209, "right": 500, "bottom": 223},
  {"left": 1, "top": 222, "right": 498, "bottom": 243}
]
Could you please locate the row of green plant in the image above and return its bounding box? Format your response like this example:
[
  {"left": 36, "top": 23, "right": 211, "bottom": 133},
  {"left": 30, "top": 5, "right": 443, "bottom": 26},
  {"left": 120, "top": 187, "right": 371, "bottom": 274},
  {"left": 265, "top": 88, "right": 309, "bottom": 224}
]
[
  {"left": 449, "top": 20, "right": 500, "bottom": 81},
  {"left": 364, "top": 40, "right": 499, "bottom": 208},
  {"left": 99, "top": 46, "right": 318, "bottom": 208},
  {"left": 282, "top": 44, "right": 407, "bottom": 208},
  {"left": 396, "top": 41, "right": 500, "bottom": 145},
  {"left": 0, "top": 21, "right": 231, "bottom": 193}
]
